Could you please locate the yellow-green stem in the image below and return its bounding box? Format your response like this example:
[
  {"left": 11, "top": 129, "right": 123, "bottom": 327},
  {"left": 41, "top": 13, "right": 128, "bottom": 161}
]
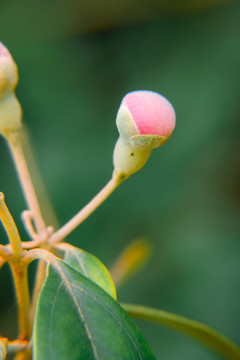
[
  {"left": 0, "top": 194, "right": 30, "bottom": 341},
  {"left": 10, "top": 263, "right": 30, "bottom": 340},
  {"left": 4, "top": 131, "right": 50, "bottom": 338},
  {"left": 0, "top": 193, "right": 21, "bottom": 257}
]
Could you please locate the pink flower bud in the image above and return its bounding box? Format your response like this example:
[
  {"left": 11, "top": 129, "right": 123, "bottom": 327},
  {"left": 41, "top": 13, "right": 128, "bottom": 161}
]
[
  {"left": 122, "top": 90, "right": 176, "bottom": 138},
  {"left": 113, "top": 90, "right": 176, "bottom": 181}
]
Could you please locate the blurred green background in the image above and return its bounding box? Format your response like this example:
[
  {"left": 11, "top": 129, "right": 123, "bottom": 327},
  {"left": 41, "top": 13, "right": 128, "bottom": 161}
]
[{"left": 0, "top": 0, "right": 240, "bottom": 359}]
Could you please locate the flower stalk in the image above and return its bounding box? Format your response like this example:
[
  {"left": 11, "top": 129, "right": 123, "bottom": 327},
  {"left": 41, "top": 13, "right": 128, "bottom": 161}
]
[
  {"left": 6, "top": 131, "right": 46, "bottom": 235},
  {"left": 49, "top": 176, "right": 122, "bottom": 245}
]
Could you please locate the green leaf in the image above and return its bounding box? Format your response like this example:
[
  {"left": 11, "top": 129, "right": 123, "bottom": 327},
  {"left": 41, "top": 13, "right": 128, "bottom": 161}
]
[
  {"left": 123, "top": 304, "right": 240, "bottom": 360},
  {"left": 63, "top": 245, "right": 116, "bottom": 299},
  {"left": 0, "top": 338, "right": 7, "bottom": 360},
  {"left": 33, "top": 260, "right": 156, "bottom": 360}
]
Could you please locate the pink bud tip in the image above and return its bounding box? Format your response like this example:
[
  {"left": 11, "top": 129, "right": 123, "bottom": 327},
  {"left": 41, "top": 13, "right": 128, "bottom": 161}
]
[
  {"left": 122, "top": 90, "right": 176, "bottom": 138},
  {"left": 0, "top": 42, "right": 12, "bottom": 59}
]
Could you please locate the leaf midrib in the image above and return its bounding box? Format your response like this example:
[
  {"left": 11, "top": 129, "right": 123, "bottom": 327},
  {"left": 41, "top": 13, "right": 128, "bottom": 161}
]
[{"left": 55, "top": 261, "right": 145, "bottom": 360}]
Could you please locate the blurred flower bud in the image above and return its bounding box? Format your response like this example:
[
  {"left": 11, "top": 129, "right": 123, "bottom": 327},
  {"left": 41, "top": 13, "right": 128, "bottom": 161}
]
[
  {"left": 113, "top": 91, "right": 176, "bottom": 180},
  {"left": 0, "top": 42, "right": 18, "bottom": 98},
  {"left": 0, "top": 43, "right": 22, "bottom": 135}
]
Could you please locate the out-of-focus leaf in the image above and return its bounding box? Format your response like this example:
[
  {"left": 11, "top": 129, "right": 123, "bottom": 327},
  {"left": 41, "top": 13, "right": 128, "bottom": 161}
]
[
  {"left": 123, "top": 304, "right": 240, "bottom": 360},
  {"left": 110, "top": 238, "right": 152, "bottom": 287},
  {"left": 33, "top": 260, "right": 156, "bottom": 360},
  {"left": 0, "top": 0, "right": 229, "bottom": 43}
]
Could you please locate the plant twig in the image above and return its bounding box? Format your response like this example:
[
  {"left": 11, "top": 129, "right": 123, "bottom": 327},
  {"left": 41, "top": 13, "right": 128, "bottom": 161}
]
[
  {"left": 21, "top": 210, "right": 54, "bottom": 247},
  {"left": 23, "top": 248, "right": 60, "bottom": 265},
  {"left": 6, "top": 131, "right": 46, "bottom": 235},
  {"left": 0, "top": 193, "right": 22, "bottom": 257},
  {"left": 5, "top": 131, "right": 53, "bottom": 338},
  {"left": 0, "top": 194, "right": 30, "bottom": 340},
  {"left": 10, "top": 264, "right": 31, "bottom": 340}
]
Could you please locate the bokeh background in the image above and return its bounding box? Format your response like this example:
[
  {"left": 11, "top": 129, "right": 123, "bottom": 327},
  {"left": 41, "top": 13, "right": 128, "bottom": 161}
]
[{"left": 0, "top": 0, "right": 240, "bottom": 359}]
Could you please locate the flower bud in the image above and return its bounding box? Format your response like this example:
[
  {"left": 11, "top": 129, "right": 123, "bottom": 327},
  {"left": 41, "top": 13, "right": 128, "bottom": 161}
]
[
  {"left": 0, "top": 42, "right": 18, "bottom": 99},
  {"left": 0, "top": 43, "right": 22, "bottom": 135},
  {"left": 113, "top": 90, "right": 176, "bottom": 180}
]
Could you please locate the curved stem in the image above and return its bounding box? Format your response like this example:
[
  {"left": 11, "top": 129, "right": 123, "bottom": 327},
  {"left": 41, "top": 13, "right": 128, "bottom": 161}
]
[
  {"left": 0, "top": 194, "right": 30, "bottom": 340},
  {"left": 122, "top": 303, "right": 240, "bottom": 360},
  {"left": 23, "top": 248, "right": 60, "bottom": 265},
  {"left": 5, "top": 131, "right": 51, "bottom": 339},
  {"left": 22, "top": 248, "right": 58, "bottom": 332},
  {"left": 49, "top": 177, "right": 121, "bottom": 245},
  {"left": 6, "top": 131, "right": 46, "bottom": 235},
  {"left": 0, "top": 193, "right": 22, "bottom": 257}
]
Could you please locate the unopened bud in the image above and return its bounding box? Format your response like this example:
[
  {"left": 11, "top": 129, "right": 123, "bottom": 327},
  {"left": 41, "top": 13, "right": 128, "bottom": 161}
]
[
  {"left": 0, "top": 42, "right": 18, "bottom": 98},
  {"left": 113, "top": 90, "right": 176, "bottom": 180},
  {"left": 0, "top": 42, "right": 22, "bottom": 136}
]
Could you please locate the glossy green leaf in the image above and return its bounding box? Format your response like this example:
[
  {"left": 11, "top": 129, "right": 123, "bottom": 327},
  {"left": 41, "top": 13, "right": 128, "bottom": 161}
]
[
  {"left": 63, "top": 245, "right": 116, "bottom": 299},
  {"left": 123, "top": 304, "right": 240, "bottom": 360},
  {"left": 33, "top": 260, "right": 156, "bottom": 360},
  {"left": 0, "top": 338, "right": 7, "bottom": 360}
]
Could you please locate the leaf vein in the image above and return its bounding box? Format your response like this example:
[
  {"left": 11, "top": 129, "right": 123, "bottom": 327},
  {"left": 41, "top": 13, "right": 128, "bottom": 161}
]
[
  {"left": 53, "top": 264, "right": 99, "bottom": 360},
  {"left": 70, "top": 282, "right": 143, "bottom": 359}
]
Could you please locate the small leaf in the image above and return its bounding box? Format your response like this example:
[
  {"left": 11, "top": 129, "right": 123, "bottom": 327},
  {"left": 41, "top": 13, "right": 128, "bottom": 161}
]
[
  {"left": 63, "top": 244, "right": 116, "bottom": 299},
  {"left": 33, "top": 260, "right": 156, "bottom": 360},
  {"left": 0, "top": 338, "right": 7, "bottom": 360}
]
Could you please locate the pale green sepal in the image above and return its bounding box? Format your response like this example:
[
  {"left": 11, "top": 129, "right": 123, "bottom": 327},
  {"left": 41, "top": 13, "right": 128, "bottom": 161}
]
[
  {"left": 0, "top": 57, "right": 18, "bottom": 99},
  {"left": 130, "top": 134, "right": 167, "bottom": 149},
  {"left": 63, "top": 245, "right": 117, "bottom": 299},
  {"left": 0, "top": 93, "right": 22, "bottom": 135},
  {"left": 113, "top": 137, "right": 151, "bottom": 179},
  {"left": 116, "top": 104, "right": 139, "bottom": 139}
]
